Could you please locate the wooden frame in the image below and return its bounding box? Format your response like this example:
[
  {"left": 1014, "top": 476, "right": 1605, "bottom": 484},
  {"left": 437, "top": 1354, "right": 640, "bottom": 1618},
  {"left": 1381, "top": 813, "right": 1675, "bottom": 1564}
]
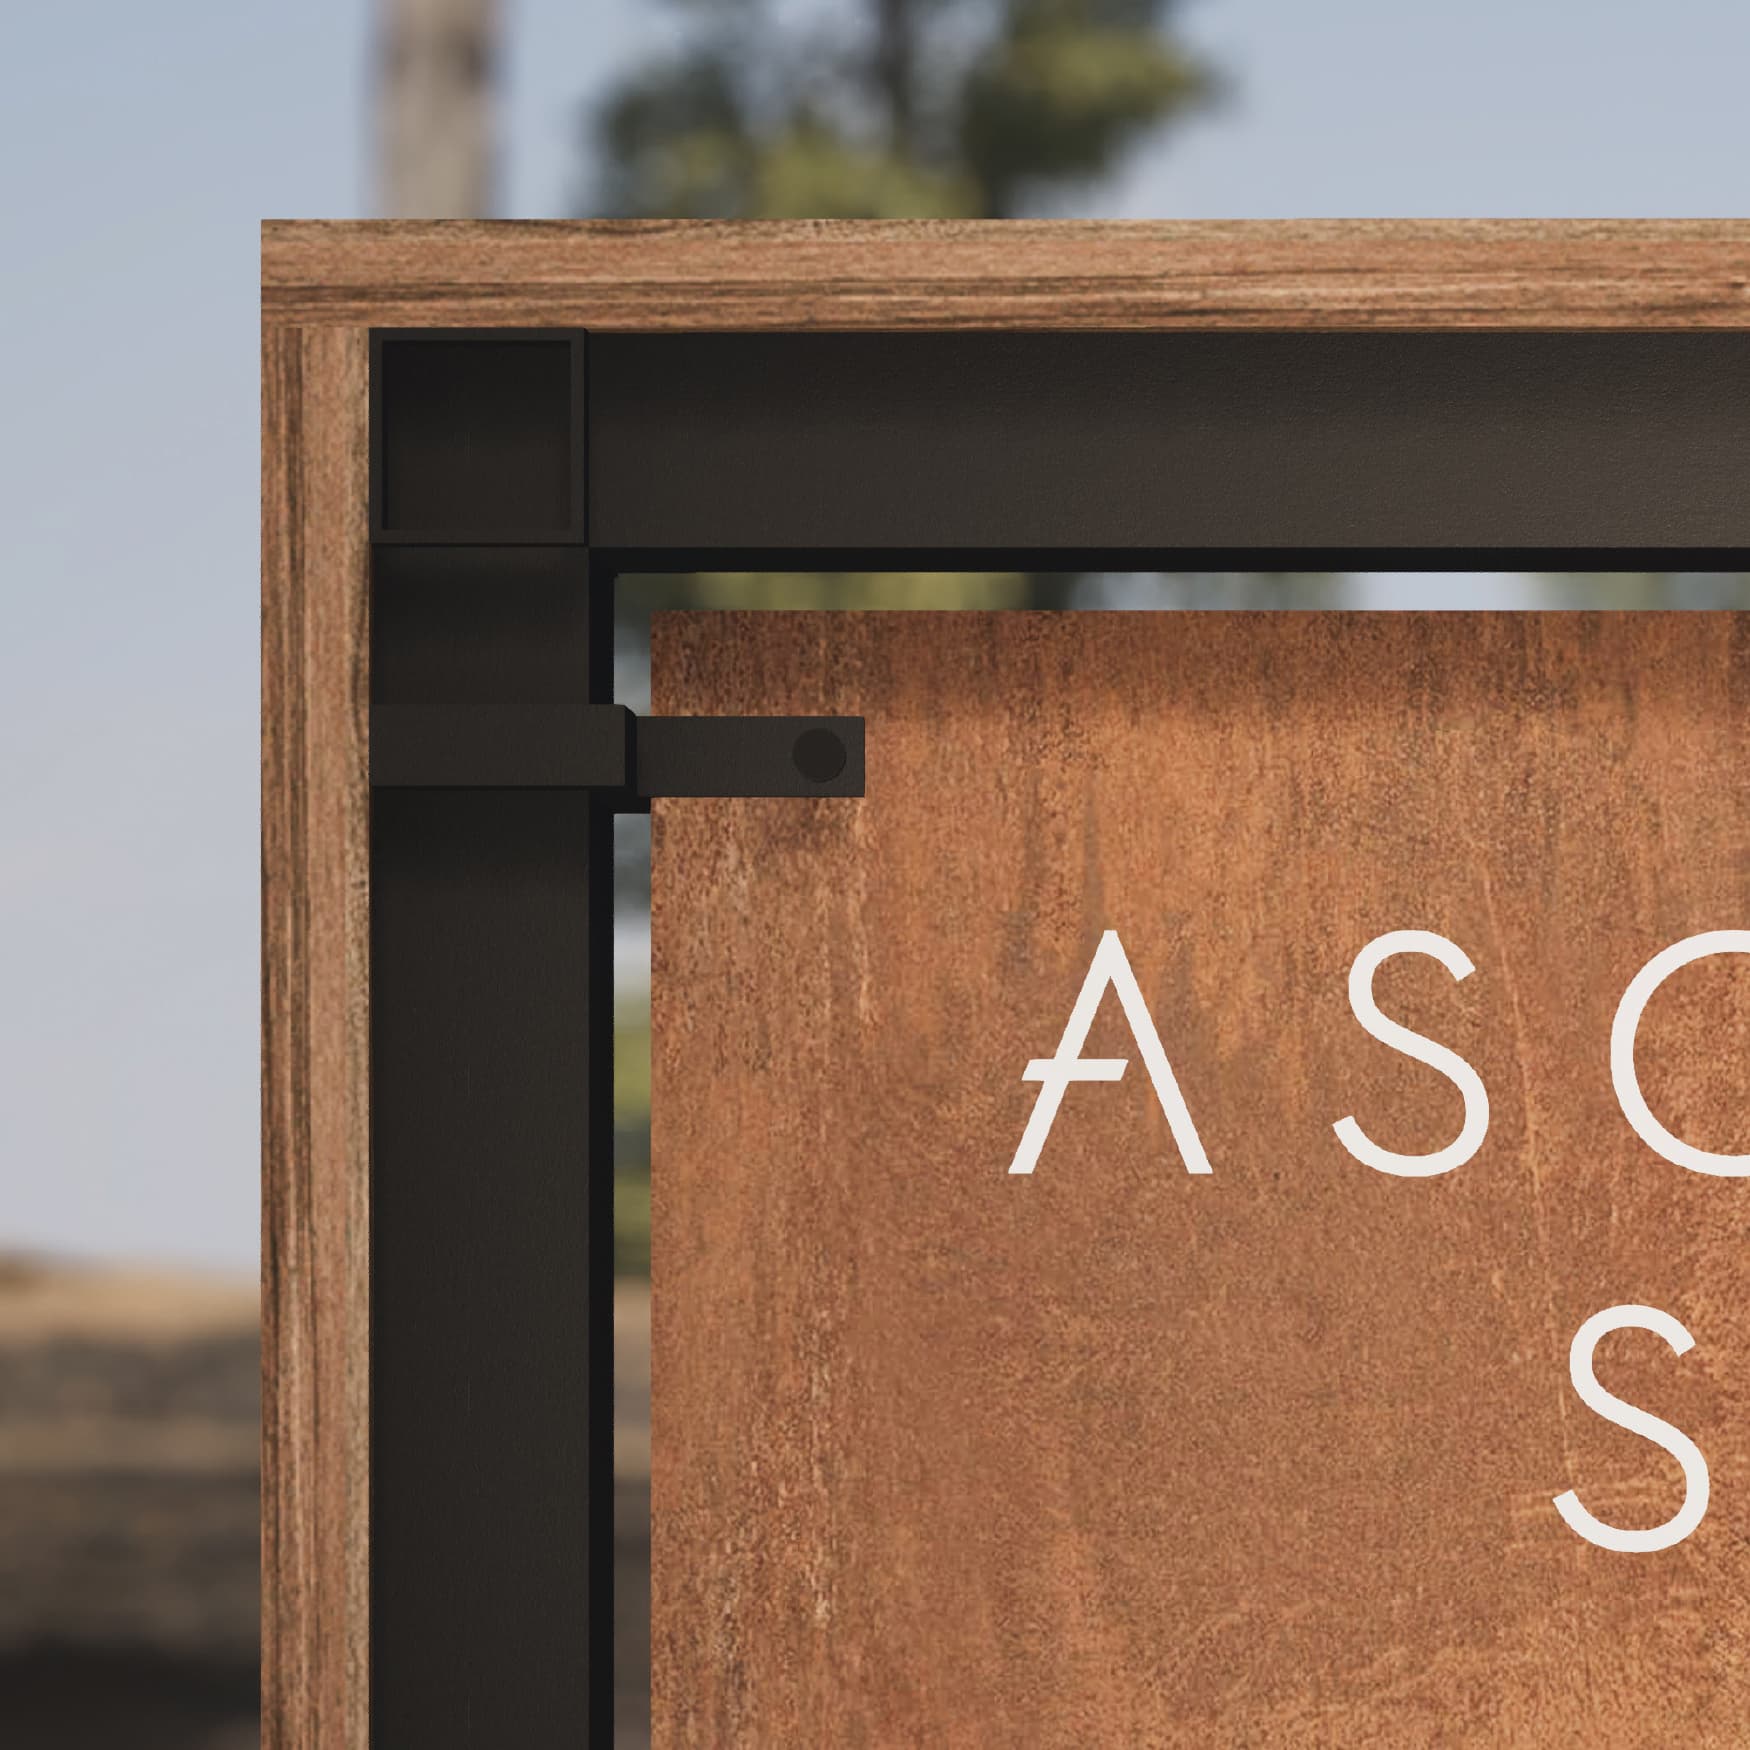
[
  {"left": 262, "top": 321, "right": 371, "bottom": 1750},
  {"left": 266, "top": 219, "right": 1750, "bottom": 330},
  {"left": 260, "top": 219, "right": 1750, "bottom": 1749}
]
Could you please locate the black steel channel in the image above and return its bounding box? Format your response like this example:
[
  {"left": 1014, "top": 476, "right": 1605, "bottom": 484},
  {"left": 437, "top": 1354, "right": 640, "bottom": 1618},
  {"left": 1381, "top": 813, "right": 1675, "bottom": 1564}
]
[
  {"left": 586, "top": 332, "right": 1750, "bottom": 555},
  {"left": 368, "top": 331, "right": 613, "bottom": 1746}
]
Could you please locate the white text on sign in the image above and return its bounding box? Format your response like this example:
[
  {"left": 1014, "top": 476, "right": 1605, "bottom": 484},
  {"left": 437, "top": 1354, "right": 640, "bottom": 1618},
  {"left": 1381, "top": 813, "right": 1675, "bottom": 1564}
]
[{"left": 1007, "top": 928, "right": 1750, "bottom": 1553}]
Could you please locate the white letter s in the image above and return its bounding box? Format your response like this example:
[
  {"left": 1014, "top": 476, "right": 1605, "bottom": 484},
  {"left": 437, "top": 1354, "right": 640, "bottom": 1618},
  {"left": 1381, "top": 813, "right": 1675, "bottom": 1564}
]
[
  {"left": 1553, "top": 1303, "right": 1709, "bottom": 1553},
  {"left": 1333, "top": 930, "right": 1489, "bottom": 1177}
]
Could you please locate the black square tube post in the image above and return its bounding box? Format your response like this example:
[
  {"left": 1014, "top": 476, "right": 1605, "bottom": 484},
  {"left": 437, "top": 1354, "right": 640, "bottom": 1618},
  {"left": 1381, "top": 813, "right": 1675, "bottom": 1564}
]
[{"left": 368, "top": 332, "right": 613, "bottom": 1745}]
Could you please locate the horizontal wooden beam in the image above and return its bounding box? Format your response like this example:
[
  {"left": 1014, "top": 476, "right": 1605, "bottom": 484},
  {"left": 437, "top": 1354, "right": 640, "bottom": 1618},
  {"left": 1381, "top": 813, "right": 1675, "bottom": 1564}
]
[{"left": 263, "top": 219, "right": 1750, "bottom": 332}]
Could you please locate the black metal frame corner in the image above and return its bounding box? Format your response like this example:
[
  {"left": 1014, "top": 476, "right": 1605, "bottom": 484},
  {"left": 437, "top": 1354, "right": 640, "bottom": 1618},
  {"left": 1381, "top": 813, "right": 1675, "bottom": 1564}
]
[{"left": 366, "top": 323, "right": 1750, "bottom": 1747}]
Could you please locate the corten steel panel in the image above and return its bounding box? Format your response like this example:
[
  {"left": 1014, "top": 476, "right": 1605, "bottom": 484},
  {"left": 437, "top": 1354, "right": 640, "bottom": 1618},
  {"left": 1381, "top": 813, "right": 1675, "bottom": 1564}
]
[{"left": 651, "top": 611, "right": 1750, "bottom": 1747}]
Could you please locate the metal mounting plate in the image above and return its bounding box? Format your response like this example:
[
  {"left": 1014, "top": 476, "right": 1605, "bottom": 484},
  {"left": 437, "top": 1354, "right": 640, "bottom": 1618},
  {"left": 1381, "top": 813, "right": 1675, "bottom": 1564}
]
[{"left": 371, "top": 702, "right": 864, "bottom": 801}]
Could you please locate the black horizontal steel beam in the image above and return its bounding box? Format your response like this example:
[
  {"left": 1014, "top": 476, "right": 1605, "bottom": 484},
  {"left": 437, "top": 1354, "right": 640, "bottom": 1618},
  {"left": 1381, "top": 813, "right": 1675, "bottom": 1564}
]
[{"left": 585, "top": 332, "right": 1750, "bottom": 554}]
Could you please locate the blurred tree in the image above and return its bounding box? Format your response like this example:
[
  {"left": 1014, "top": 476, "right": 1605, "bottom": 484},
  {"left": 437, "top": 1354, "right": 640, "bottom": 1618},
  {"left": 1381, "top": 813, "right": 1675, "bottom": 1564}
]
[
  {"left": 586, "top": 0, "right": 1219, "bottom": 222},
  {"left": 1536, "top": 572, "right": 1750, "bottom": 609}
]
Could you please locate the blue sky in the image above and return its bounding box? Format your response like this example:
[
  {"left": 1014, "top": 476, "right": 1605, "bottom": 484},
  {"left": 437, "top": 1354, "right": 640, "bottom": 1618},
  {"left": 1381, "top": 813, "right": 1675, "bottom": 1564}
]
[{"left": 1, "top": 0, "right": 1745, "bottom": 1268}]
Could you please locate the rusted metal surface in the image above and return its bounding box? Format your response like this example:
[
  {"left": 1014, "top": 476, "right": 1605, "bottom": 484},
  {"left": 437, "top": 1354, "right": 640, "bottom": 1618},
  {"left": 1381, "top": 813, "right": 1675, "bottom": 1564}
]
[{"left": 651, "top": 611, "right": 1750, "bottom": 1746}]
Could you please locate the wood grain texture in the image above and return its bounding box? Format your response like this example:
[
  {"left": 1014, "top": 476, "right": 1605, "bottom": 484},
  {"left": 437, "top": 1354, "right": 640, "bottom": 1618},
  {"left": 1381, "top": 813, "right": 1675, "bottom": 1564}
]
[
  {"left": 262, "top": 324, "right": 371, "bottom": 1750},
  {"left": 652, "top": 611, "right": 1750, "bottom": 1747},
  {"left": 262, "top": 219, "right": 1750, "bottom": 331}
]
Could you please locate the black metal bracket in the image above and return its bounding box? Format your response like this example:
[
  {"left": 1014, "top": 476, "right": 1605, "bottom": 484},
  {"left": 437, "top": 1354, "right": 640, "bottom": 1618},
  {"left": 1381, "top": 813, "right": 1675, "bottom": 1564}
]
[{"left": 370, "top": 702, "right": 864, "bottom": 803}]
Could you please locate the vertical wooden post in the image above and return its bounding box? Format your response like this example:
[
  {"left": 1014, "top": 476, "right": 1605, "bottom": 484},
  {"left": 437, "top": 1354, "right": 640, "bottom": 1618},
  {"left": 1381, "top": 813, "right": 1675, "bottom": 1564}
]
[{"left": 261, "top": 324, "right": 373, "bottom": 1750}]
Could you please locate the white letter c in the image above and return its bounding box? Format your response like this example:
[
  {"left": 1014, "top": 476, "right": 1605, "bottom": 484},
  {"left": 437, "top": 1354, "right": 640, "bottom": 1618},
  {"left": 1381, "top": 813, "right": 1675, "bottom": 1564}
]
[{"left": 1611, "top": 931, "right": 1750, "bottom": 1177}]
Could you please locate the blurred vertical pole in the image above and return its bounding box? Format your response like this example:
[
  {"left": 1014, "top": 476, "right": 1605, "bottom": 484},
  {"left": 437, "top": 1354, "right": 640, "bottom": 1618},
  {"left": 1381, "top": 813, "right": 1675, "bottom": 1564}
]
[
  {"left": 376, "top": 0, "right": 502, "bottom": 218},
  {"left": 873, "top": 0, "right": 917, "bottom": 155}
]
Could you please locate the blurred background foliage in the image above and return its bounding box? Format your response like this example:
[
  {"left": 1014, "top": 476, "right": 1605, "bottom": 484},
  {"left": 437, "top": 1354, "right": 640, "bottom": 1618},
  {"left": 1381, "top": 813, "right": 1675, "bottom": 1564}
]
[{"left": 588, "top": 0, "right": 1222, "bottom": 222}]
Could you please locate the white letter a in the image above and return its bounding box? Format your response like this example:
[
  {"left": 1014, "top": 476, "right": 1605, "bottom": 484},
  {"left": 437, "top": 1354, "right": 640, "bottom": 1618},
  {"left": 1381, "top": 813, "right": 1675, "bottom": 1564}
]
[{"left": 1007, "top": 930, "right": 1213, "bottom": 1176}]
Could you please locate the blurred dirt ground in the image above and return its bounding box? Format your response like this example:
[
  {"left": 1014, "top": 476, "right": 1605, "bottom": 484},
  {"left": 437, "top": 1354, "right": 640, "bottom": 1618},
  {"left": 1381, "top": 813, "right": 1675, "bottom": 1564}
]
[
  {"left": 0, "top": 1253, "right": 259, "bottom": 1747},
  {"left": 0, "top": 1257, "right": 655, "bottom": 1749}
]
